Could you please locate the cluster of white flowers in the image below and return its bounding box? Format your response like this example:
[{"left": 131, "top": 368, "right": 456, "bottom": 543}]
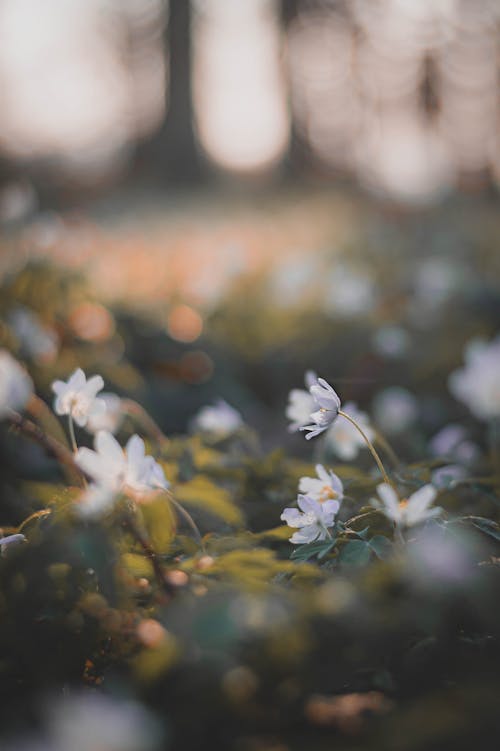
[
  {"left": 449, "top": 334, "right": 500, "bottom": 421},
  {"left": 281, "top": 464, "right": 343, "bottom": 544},
  {"left": 286, "top": 372, "right": 374, "bottom": 459},
  {"left": 49, "top": 369, "right": 169, "bottom": 517}
]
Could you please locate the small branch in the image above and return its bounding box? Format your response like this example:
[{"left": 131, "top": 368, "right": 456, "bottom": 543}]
[
  {"left": 165, "top": 490, "right": 205, "bottom": 551},
  {"left": 374, "top": 430, "right": 401, "bottom": 469},
  {"left": 7, "top": 410, "right": 85, "bottom": 486},
  {"left": 26, "top": 394, "right": 70, "bottom": 449},
  {"left": 123, "top": 513, "right": 175, "bottom": 597},
  {"left": 122, "top": 399, "right": 169, "bottom": 449}
]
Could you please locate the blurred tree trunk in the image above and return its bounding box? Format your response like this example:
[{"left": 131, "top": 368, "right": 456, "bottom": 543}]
[
  {"left": 134, "top": 0, "right": 204, "bottom": 185},
  {"left": 280, "top": 0, "right": 310, "bottom": 177}
]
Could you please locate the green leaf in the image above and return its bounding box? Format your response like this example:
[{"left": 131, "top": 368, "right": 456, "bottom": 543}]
[
  {"left": 368, "top": 535, "right": 393, "bottom": 560},
  {"left": 175, "top": 476, "right": 243, "bottom": 527},
  {"left": 290, "top": 538, "right": 336, "bottom": 562},
  {"left": 338, "top": 539, "right": 372, "bottom": 567},
  {"left": 461, "top": 516, "right": 500, "bottom": 543}
]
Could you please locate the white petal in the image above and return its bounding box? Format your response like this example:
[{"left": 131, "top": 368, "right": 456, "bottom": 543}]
[
  {"left": 95, "top": 430, "right": 125, "bottom": 468},
  {"left": 408, "top": 484, "right": 437, "bottom": 514},
  {"left": 377, "top": 483, "right": 400, "bottom": 518},
  {"left": 68, "top": 368, "right": 86, "bottom": 390},
  {"left": 126, "top": 434, "right": 146, "bottom": 467},
  {"left": 84, "top": 375, "right": 105, "bottom": 399}
]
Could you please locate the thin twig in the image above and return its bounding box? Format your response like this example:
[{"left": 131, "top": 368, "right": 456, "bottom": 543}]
[
  {"left": 7, "top": 409, "right": 85, "bottom": 486},
  {"left": 122, "top": 399, "right": 169, "bottom": 449},
  {"left": 165, "top": 490, "right": 205, "bottom": 551},
  {"left": 123, "top": 513, "right": 175, "bottom": 597}
]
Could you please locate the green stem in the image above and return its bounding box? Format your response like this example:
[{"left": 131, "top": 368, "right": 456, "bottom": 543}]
[
  {"left": 338, "top": 410, "right": 393, "bottom": 488},
  {"left": 166, "top": 491, "right": 205, "bottom": 552},
  {"left": 374, "top": 429, "right": 400, "bottom": 468},
  {"left": 68, "top": 415, "right": 78, "bottom": 454}
]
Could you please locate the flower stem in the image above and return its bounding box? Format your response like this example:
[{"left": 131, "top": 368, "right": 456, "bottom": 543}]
[
  {"left": 374, "top": 430, "right": 400, "bottom": 468},
  {"left": 68, "top": 415, "right": 78, "bottom": 454},
  {"left": 166, "top": 491, "right": 205, "bottom": 552},
  {"left": 338, "top": 410, "right": 393, "bottom": 487},
  {"left": 122, "top": 399, "right": 169, "bottom": 449}
]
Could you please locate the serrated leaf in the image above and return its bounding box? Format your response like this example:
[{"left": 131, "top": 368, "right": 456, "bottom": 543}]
[{"left": 175, "top": 476, "right": 243, "bottom": 527}]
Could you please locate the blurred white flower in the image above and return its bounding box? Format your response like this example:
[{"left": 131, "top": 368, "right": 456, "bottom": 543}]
[
  {"left": 429, "top": 423, "right": 479, "bottom": 464},
  {"left": 324, "top": 265, "right": 377, "bottom": 317},
  {"left": 0, "top": 533, "right": 26, "bottom": 556},
  {"left": 192, "top": 399, "right": 243, "bottom": 437},
  {"left": 281, "top": 494, "right": 339, "bottom": 544},
  {"left": 431, "top": 464, "right": 467, "bottom": 490},
  {"left": 9, "top": 307, "right": 59, "bottom": 362},
  {"left": 52, "top": 368, "right": 105, "bottom": 427},
  {"left": 0, "top": 349, "right": 33, "bottom": 417},
  {"left": 298, "top": 464, "right": 344, "bottom": 505},
  {"left": 372, "top": 387, "right": 418, "bottom": 434},
  {"left": 414, "top": 257, "right": 465, "bottom": 307},
  {"left": 285, "top": 370, "right": 316, "bottom": 433},
  {"left": 324, "top": 401, "right": 374, "bottom": 460},
  {"left": 407, "top": 524, "right": 478, "bottom": 587},
  {"left": 371, "top": 483, "right": 441, "bottom": 527},
  {"left": 301, "top": 377, "right": 341, "bottom": 440},
  {"left": 448, "top": 334, "right": 500, "bottom": 420},
  {"left": 48, "top": 692, "right": 161, "bottom": 751},
  {"left": 77, "top": 484, "right": 117, "bottom": 518},
  {"left": 372, "top": 325, "right": 410, "bottom": 359},
  {"left": 86, "top": 392, "right": 123, "bottom": 435},
  {"left": 76, "top": 431, "right": 168, "bottom": 495}
]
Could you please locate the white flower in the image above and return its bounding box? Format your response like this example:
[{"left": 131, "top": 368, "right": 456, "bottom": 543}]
[
  {"left": 324, "top": 265, "right": 377, "bottom": 317},
  {"left": 298, "top": 464, "right": 344, "bottom": 505},
  {"left": 52, "top": 368, "right": 106, "bottom": 427},
  {"left": 431, "top": 464, "right": 467, "bottom": 490},
  {"left": 372, "top": 387, "right": 418, "bottom": 435},
  {"left": 77, "top": 484, "right": 117, "bottom": 518},
  {"left": 8, "top": 306, "right": 58, "bottom": 362},
  {"left": 86, "top": 392, "right": 123, "bottom": 435},
  {"left": 48, "top": 693, "right": 161, "bottom": 751},
  {"left": 0, "top": 349, "right": 33, "bottom": 417},
  {"left": 286, "top": 370, "right": 316, "bottom": 432},
  {"left": 372, "top": 325, "right": 410, "bottom": 359},
  {"left": 301, "top": 377, "right": 341, "bottom": 440},
  {"left": 281, "top": 494, "right": 339, "bottom": 544},
  {"left": 75, "top": 431, "right": 169, "bottom": 495},
  {"left": 448, "top": 334, "right": 500, "bottom": 420},
  {"left": 371, "top": 483, "right": 442, "bottom": 527},
  {"left": 324, "top": 401, "right": 374, "bottom": 460},
  {"left": 429, "top": 423, "right": 479, "bottom": 464},
  {"left": 192, "top": 399, "right": 243, "bottom": 437},
  {"left": 0, "top": 533, "right": 26, "bottom": 556}
]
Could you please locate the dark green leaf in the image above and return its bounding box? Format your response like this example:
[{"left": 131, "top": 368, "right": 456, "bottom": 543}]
[
  {"left": 291, "top": 538, "right": 336, "bottom": 562},
  {"left": 368, "top": 535, "right": 393, "bottom": 560}
]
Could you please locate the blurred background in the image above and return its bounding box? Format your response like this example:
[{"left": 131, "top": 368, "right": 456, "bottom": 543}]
[{"left": 0, "top": 0, "right": 499, "bottom": 441}]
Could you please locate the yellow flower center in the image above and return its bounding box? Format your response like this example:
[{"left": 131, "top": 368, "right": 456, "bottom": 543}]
[
  {"left": 398, "top": 499, "right": 409, "bottom": 510},
  {"left": 319, "top": 485, "right": 338, "bottom": 503}
]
